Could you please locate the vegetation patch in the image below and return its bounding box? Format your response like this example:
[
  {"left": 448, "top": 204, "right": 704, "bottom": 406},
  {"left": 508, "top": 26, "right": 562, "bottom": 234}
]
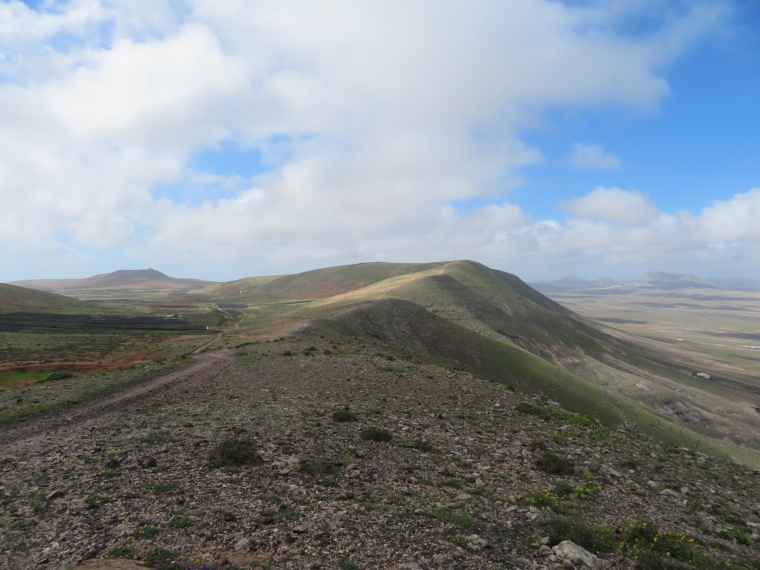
[
  {"left": 207, "top": 438, "right": 261, "bottom": 468},
  {"left": 534, "top": 452, "right": 575, "bottom": 475},
  {"left": 360, "top": 426, "right": 393, "bottom": 442}
]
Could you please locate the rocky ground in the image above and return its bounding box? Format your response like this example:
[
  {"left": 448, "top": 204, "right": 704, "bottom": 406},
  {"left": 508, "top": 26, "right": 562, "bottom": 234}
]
[{"left": 1, "top": 336, "right": 759, "bottom": 569}]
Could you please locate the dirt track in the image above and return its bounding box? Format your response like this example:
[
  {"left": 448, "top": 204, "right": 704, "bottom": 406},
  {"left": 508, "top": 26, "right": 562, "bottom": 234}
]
[{"left": 0, "top": 349, "right": 236, "bottom": 449}]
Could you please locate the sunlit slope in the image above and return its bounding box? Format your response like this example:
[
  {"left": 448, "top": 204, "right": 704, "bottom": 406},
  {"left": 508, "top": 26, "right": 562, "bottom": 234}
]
[
  {"left": 0, "top": 283, "right": 91, "bottom": 313},
  {"left": 207, "top": 261, "right": 447, "bottom": 301}
]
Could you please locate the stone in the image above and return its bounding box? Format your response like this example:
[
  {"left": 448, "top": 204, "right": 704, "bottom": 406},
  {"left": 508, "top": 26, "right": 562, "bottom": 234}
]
[
  {"left": 234, "top": 537, "right": 252, "bottom": 551},
  {"left": 46, "top": 489, "right": 64, "bottom": 501},
  {"left": 552, "top": 540, "right": 599, "bottom": 567},
  {"left": 465, "top": 534, "right": 489, "bottom": 551},
  {"left": 146, "top": 457, "right": 157, "bottom": 468}
]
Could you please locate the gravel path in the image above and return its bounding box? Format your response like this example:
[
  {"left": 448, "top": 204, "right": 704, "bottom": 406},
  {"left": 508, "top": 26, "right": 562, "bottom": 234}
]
[{"left": 0, "top": 350, "right": 236, "bottom": 449}]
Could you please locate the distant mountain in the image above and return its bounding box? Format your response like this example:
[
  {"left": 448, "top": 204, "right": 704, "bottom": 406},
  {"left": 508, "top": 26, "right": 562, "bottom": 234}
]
[
  {"left": 633, "top": 271, "right": 718, "bottom": 288},
  {"left": 0, "top": 283, "right": 90, "bottom": 313},
  {"left": 11, "top": 269, "right": 217, "bottom": 292}
]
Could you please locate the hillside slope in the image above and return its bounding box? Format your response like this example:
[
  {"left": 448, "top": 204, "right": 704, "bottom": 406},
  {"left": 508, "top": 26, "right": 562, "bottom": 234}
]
[
  {"left": 286, "top": 261, "right": 760, "bottom": 459},
  {"left": 2, "top": 339, "right": 758, "bottom": 569},
  {"left": 204, "top": 261, "right": 447, "bottom": 300},
  {"left": 0, "top": 283, "right": 90, "bottom": 313}
]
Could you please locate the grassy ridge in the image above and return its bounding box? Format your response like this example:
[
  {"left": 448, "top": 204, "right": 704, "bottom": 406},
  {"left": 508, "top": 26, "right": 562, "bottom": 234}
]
[{"left": 206, "top": 261, "right": 447, "bottom": 301}]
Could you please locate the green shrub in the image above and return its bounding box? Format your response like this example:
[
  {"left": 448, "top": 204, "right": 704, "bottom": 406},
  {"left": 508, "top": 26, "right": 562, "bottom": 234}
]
[
  {"left": 534, "top": 452, "right": 575, "bottom": 475},
  {"left": 207, "top": 438, "right": 261, "bottom": 468},
  {"left": 540, "top": 515, "right": 615, "bottom": 553},
  {"left": 45, "top": 371, "right": 75, "bottom": 382},
  {"left": 336, "top": 559, "right": 359, "bottom": 570},
  {"left": 409, "top": 440, "right": 435, "bottom": 452},
  {"left": 142, "top": 482, "right": 177, "bottom": 495},
  {"left": 360, "top": 427, "right": 393, "bottom": 442},
  {"left": 167, "top": 515, "right": 195, "bottom": 529},
  {"left": 552, "top": 481, "right": 574, "bottom": 498},
  {"left": 299, "top": 458, "right": 337, "bottom": 475},
  {"left": 574, "top": 482, "right": 602, "bottom": 500},
  {"left": 332, "top": 409, "right": 357, "bottom": 422},
  {"left": 131, "top": 524, "right": 158, "bottom": 538},
  {"left": 105, "top": 539, "right": 135, "bottom": 559},
  {"left": 515, "top": 402, "right": 546, "bottom": 417}
]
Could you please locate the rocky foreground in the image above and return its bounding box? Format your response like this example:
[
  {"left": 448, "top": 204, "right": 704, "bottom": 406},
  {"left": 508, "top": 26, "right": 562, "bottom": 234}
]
[{"left": 1, "top": 336, "right": 759, "bottom": 569}]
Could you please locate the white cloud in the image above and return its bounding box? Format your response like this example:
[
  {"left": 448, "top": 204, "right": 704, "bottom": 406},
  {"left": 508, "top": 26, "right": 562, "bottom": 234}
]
[
  {"left": 0, "top": 0, "right": 748, "bottom": 282},
  {"left": 570, "top": 143, "right": 622, "bottom": 170},
  {"left": 563, "top": 187, "right": 658, "bottom": 225}
]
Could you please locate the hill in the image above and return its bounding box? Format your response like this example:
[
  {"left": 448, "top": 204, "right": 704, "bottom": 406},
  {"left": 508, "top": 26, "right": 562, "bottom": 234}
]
[
  {"left": 0, "top": 283, "right": 91, "bottom": 313},
  {"left": 203, "top": 261, "right": 447, "bottom": 300},
  {"left": 295, "top": 261, "right": 760, "bottom": 458},
  {"left": 633, "top": 272, "right": 718, "bottom": 288},
  {"left": 11, "top": 269, "right": 217, "bottom": 292}
]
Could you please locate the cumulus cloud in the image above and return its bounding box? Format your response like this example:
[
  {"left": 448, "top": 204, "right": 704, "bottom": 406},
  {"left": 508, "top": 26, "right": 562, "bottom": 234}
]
[
  {"left": 563, "top": 187, "right": 659, "bottom": 225},
  {"left": 570, "top": 143, "right": 622, "bottom": 170},
  {"left": 0, "top": 0, "right": 747, "bottom": 281}
]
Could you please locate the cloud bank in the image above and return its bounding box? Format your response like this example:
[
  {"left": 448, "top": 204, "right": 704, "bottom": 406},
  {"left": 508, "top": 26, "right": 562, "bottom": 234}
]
[{"left": 0, "top": 0, "right": 750, "bottom": 281}]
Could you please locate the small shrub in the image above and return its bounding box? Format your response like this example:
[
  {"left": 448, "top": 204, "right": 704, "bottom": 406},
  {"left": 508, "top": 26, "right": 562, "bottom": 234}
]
[
  {"left": 439, "top": 478, "right": 464, "bottom": 489},
  {"left": 105, "top": 539, "right": 135, "bottom": 559},
  {"left": 535, "top": 452, "right": 575, "bottom": 475},
  {"left": 574, "top": 482, "right": 602, "bottom": 500},
  {"left": 131, "top": 524, "right": 158, "bottom": 538},
  {"left": 207, "top": 438, "right": 261, "bottom": 468},
  {"left": 360, "top": 427, "right": 393, "bottom": 442},
  {"left": 517, "top": 489, "right": 564, "bottom": 511},
  {"left": 719, "top": 527, "right": 750, "bottom": 545},
  {"left": 515, "top": 402, "right": 546, "bottom": 417},
  {"left": 45, "top": 371, "right": 75, "bottom": 382},
  {"left": 409, "top": 440, "right": 435, "bottom": 452},
  {"left": 299, "top": 458, "right": 337, "bottom": 475},
  {"left": 142, "top": 482, "right": 177, "bottom": 495},
  {"left": 332, "top": 409, "right": 357, "bottom": 422},
  {"left": 528, "top": 438, "right": 548, "bottom": 451},
  {"left": 336, "top": 559, "right": 359, "bottom": 570},
  {"left": 167, "top": 515, "right": 195, "bottom": 529},
  {"left": 428, "top": 506, "right": 476, "bottom": 529},
  {"left": 540, "top": 515, "right": 615, "bottom": 553},
  {"left": 568, "top": 415, "right": 596, "bottom": 427},
  {"left": 553, "top": 481, "right": 574, "bottom": 498},
  {"left": 618, "top": 458, "right": 640, "bottom": 470}
]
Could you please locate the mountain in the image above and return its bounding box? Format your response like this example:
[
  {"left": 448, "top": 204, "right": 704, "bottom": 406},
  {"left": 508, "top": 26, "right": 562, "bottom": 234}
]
[
  {"left": 0, "top": 283, "right": 90, "bottom": 313},
  {"left": 11, "top": 269, "right": 217, "bottom": 292},
  {"left": 632, "top": 271, "right": 718, "bottom": 288}
]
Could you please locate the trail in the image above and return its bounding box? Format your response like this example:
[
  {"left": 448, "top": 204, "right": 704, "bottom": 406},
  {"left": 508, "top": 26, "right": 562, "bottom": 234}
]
[
  {"left": 192, "top": 315, "right": 246, "bottom": 354},
  {"left": 379, "top": 261, "right": 452, "bottom": 298},
  {"left": 0, "top": 349, "right": 236, "bottom": 450}
]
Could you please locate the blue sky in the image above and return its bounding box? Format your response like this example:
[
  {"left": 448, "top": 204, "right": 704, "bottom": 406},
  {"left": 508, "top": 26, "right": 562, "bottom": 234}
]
[{"left": 1, "top": 0, "right": 759, "bottom": 283}]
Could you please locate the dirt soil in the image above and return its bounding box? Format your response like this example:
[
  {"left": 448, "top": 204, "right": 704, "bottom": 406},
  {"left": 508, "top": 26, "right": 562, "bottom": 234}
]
[{"left": 0, "top": 338, "right": 758, "bottom": 570}]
